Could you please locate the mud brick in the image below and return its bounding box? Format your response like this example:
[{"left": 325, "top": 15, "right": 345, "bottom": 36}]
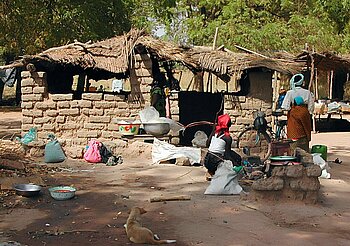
[
  {"left": 236, "top": 118, "right": 252, "bottom": 125},
  {"left": 21, "top": 78, "right": 35, "bottom": 86},
  {"left": 101, "top": 131, "right": 113, "bottom": 138},
  {"left": 94, "top": 101, "right": 116, "bottom": 109},
  {"left": 290, "top": 177, "right": 320, "bottom": 191},
  {"left": 22, "top": 116, "right": 33, "bottom": 124},
  {"left": 81, "top": 108, "right": 90, "bottom": 115},
  {"left": 104, "top": 94, "right": 125, "bottom": 101},
  {"left": 57, "top": 101, "right": 71, "bottom": 108},
  {"left": 118, "top": 102, "right": 128, "bottom": 109},
  {"left": 252, "top": 177, "right": 284, "bottom": 191},
  {"left": 108, "top": 123, "right": 119, "bottom": 131},
  {"left": 59, "top": 108, "right": 79, "bottom": 116},
  {"left": 89, "top": 116, "right": 110, "bottom": 123},
  {"left": 21, "top": 71, "right": 31, "bottom": 78},
  {"left": 65, "top": 146, "right": 84, "bottom": 159},
  {"left": 84, "top": 123, "right": 106, "bottom": 130},
  {"left": 82, "top": 93, "right": 103, "bottom": 101},
  {"left": 285, "top": 165, "right": 304, "bottom": 178},
  {"left": 22, "top": 110, "right": 43, "bottom": 117},
  {"left": 56, "top": 116, "right": 65, "bottom": 123},
  {"left": 33, "top": 87, "right": 46, "bottom": 94},
  {"left": 89, "top": 109, "right": 104, "bottom": 116},
  {"left": 21, "top": 87, "right": 33, "bottom": 94},
  {"left": 77, "top": 130, "right": 99, "bottom": 138},
  {"left": 271, "top": 167, "right": 286, "bottom": 177},
  {"left": 22, "top": 94, "right": 43, "bottom": 102},
  {"left": 78, "top": 100, "right": 92, "bottom": 108},
  {"left": 22, "top": 124, "right": 34, "bottom": 131},
  {"left": 34, "top": 117, "right": 54, "bottom": 124},
  {"left": 21, "top": 102, "right": 33, "bottom": 109},
  {"left": 46, "top": 110, "right": 58, "bottom": 117},
  {"left": 51, "top": 94, "right": 73, "bottom": 101},
  {"left": 43, "top": 124, "right": 55, "bottom": 131},
  {"left": 35, "top": 101, "right": 56, "bottom": 109},
  {"left": 70, "top": 100, "right": 80, "bottom": 108},
  {"left": 306, "top": 165, "right": 322, "bottom": 177},
  {"left": 59, "top": 123, "right": 77, "bottom": 130}
]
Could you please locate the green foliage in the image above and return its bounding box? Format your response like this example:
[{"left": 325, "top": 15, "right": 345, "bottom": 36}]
[{"left": 2, "top": 0, "right": 350, "bottom": 63}]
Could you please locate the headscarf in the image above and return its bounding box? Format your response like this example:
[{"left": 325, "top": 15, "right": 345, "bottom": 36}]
[
  {"left": 290, "top": 73, "right": 304, "bottom": 90},
  {"left": 294, "top": 96, "right": 304, "bottom": 106},
  {"left": 215, "top": 114, "right": 231, "bottom": 136}
]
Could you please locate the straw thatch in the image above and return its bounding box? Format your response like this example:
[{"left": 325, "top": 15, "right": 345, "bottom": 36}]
[
  {"left": 5, "top": 29, "right": 303, "bottom": 78},
  {"left": 297, "top": 51, "right": 350, "bottom": 72}
]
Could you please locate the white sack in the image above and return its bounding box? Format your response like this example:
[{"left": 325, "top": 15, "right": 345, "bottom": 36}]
[
  {"left": 191, "top": 131, "right": 208, "bottom": 148},
  {"left": 204, "top": 160, "right": 243, "bottom": 195},
  {"left": 312, "top": 153, "right": 331, "bottom": 179},
  {"left": 152, "top": 138, "right": 201, "bottom": 164}
]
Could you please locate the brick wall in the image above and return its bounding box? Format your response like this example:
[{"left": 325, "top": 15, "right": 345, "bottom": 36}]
[{"left": 21, "top": 55, "right": 273, "bottom": 158}]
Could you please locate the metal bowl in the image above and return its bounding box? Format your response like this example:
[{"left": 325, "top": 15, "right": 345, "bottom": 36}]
[
  {"left": 49, "top": 186, "right": 76, "bottom": 201},
  {"left": 14, "top": 184, "right": 41, "bottom": 197},
  {"left": 142, "top": 122, "right": 170, "bottom": 136}
]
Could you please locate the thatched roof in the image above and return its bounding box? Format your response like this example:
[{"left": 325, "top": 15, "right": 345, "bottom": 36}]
[
  {"left": 2, "top": 29, "right": 304, "bottom": 78},
  {"left": 297, "top": 51, "right": 350, "bottom": 72}
]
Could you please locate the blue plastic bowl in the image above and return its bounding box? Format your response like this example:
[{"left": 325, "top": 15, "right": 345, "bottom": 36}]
[{"left": 49, "top": 186, "right": 76, "bottom": 201}]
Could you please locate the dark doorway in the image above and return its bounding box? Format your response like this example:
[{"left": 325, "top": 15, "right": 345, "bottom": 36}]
[{"left": 178, "top": 91, "right": 223, "bottom": 146}]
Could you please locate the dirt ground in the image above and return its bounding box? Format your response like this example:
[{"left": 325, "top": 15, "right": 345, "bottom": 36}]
[{"left": 1, "top": 112, "right": 350, "bottom": 246}]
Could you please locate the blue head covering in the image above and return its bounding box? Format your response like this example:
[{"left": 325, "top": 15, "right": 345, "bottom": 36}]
[
  {"left": 290, "top": 74, "right": 304, "bottom": 90},
  {"left": 294, "top": 96, "right": 304, "bottom": 106}
]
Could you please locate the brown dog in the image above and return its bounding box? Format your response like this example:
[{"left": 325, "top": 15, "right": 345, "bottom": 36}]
[{"left": 125, "top": 206, "right": 176, "bottom": 244}]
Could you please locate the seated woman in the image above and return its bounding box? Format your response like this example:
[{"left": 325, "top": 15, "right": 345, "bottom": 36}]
[{"left": 204, "top": 114, "right": 242, "bottom": 176}]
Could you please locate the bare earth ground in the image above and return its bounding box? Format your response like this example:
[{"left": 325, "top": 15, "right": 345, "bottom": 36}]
[{"left": 0, "top": 112, "right": 350, "bottom": 245}]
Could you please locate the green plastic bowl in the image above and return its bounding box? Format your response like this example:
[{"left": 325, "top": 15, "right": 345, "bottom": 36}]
[{"left": 49, "top": 186, "right": 76, "bottom": 201}]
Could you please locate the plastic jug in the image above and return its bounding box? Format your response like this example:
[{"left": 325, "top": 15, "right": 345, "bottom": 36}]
[{"left": 311, "top": 145, "right": 327, "bottom": 161}]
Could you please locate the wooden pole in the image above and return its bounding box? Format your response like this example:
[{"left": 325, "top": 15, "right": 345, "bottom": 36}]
[
  {"left": 330, "top": 70, "right": 334, "bottom": 99},
  {"left": 315, "top": 68, "right": 318, "bottom": 100},
  {"left": 212, "top": 27, "right": 219, "bottom": 50},
  {"left": 308, "top": 55, "right": 314, "bottom": 91}
]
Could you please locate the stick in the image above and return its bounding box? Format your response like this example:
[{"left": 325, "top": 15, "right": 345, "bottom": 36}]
[{"left": 150, "top": 195, "right": 191, "bottom": 203}]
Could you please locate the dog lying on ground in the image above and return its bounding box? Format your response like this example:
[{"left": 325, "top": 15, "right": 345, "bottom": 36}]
[{"left": 125, "top": 206, "right": 176, "bottom": 244}]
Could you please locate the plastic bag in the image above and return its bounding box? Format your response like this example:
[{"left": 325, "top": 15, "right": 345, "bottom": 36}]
[
  {"left": 161, "top": 117, "right": 184, "bottom": 134},
  {"left": 16, "top": 127, "right": 37, "bottom": 145},
  {"left": 84, "top": 140, "right": 102, "bottom": 163},
  {"left": 204, "top": 160, "right": 243, "bottom": 195},
  {"left": 139, "top": 106, "right": 160, "bottom": 123},
  {"left": 191, "top": 131, "right": 208, "bottom": 147},
  {"left": 312, "top": 153, "right": 331, "bottom": 179},
  {"left": 45, "top": 134, "right": 66, "bottom": 163},
  {"left": 152, "top": 138, "right": 201, "bottom": 164}
]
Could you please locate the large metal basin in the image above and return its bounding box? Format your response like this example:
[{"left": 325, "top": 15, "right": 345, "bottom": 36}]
[
  {"left": 14, "top": 184, "right": 41, "bottom": 197},
  {"left": 143, "top": 122, "right": 170, "bottom": 136}
]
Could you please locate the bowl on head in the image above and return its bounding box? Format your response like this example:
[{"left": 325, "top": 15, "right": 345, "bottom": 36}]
[{"left": 14, "top": 184, "right": 41, "bottom": 197}]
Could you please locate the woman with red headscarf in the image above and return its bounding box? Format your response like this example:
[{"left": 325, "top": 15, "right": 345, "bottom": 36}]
[{"left": 204, "top": 114, "right": 242, "bottom": 176}]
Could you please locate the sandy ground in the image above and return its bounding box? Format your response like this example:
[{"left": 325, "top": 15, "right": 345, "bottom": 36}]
[{"left": 0, "top": 113, "right": 350, "bottom": 245}]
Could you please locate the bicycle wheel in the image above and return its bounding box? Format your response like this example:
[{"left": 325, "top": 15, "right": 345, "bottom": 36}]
[{"left": 237, "top": 127, "right": 272, "bottom": 162}]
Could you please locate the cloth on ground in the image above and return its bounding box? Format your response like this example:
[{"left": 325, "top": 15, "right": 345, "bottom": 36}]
[{"left": 152, "top": 138, "right": 201, "bottom": 164}]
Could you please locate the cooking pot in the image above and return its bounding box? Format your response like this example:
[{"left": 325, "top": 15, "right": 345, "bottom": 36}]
[{"left": 142, "top": 122, "right": 170, "bottom": 136}]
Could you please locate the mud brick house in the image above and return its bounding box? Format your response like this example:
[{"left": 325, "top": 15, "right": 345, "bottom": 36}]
[{"left": 2, "top": 29, "right": 303, "bottom": 158}]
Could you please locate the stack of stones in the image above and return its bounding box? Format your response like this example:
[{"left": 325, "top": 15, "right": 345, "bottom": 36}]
[{"left": 251, "top": 164, "right": 322, "bottom": 204}]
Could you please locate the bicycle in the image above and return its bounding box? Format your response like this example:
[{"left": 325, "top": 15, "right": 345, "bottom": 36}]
[{"left": 236, "top": 110, "right": 288, "bottom": 162}]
